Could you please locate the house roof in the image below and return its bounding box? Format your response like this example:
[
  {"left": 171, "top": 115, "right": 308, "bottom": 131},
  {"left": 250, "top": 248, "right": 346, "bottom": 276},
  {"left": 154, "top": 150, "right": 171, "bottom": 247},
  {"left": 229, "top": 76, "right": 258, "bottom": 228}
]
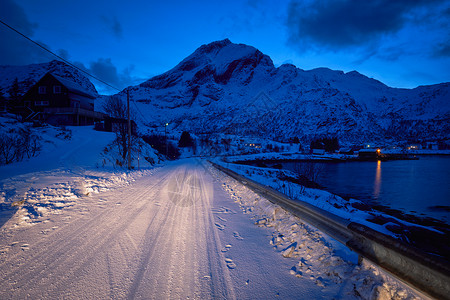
[{"left": 50, "top": 73, "right": 96, "bottom": 99}]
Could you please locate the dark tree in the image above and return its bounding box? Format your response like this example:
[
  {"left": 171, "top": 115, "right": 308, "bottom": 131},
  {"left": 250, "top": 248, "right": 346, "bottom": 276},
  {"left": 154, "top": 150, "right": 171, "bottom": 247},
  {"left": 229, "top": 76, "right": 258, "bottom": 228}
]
[
  {"left": 102, "top": 95, "right": 127, "bottom": 119},
  {"left": 8, "top": 78, "right": 21, "bottom": 113},
  {"left": 291, "top": 136, "right": 300, "bottom": 144},
  {"left": 221, "top": 138, "right": 231, "bottom": 151},
  {"left": 310, "top": 137, "right": 339, "bottom": 153},
  {"left": 0, "top": 91, "right": 6, "bottom": 112},
  {"left": 178, "top": 131, "right": 194, "bottom": 147},
  {"left": 143, "top": 134, "right": 180, "bottom": 160}
]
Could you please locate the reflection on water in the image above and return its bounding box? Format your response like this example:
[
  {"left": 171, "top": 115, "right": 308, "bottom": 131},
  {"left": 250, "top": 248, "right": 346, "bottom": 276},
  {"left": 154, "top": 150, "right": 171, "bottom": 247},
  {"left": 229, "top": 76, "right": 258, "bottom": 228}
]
[
  {"left": 373, "top": 160, "right": 382, "bottom": 200},
  {"left": 283, "top": 156, "right": 450, "bottom": 223}
]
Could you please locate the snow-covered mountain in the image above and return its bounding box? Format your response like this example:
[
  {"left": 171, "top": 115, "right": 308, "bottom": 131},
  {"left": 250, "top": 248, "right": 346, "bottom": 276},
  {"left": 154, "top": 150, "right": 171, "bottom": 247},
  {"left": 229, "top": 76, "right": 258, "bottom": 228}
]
[
  {"left": 120, "top": 39, "right": 449, "bottom": 143},
  {"left": 0, "top": 60, "right": 98, "bottom": 98}
]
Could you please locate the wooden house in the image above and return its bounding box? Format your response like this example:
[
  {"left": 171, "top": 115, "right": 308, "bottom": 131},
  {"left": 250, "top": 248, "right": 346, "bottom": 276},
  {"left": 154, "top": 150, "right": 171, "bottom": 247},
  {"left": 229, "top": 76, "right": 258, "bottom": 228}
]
[{"left": 20, "top": 72, "right": 105, "bottom": 126}]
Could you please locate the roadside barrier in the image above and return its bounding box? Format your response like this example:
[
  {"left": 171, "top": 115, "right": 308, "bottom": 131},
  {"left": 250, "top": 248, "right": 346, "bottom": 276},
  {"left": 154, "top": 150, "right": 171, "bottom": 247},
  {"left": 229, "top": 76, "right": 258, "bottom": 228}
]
[{"left": 209, "top": 161, "right": 450, "bottom": 300}]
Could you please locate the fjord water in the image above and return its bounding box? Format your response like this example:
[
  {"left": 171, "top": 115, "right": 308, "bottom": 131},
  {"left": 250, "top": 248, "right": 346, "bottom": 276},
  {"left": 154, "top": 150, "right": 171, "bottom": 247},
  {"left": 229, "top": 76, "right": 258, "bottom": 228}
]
[{"left": 283, "top": 156, "right": 450, "bottom": 224}]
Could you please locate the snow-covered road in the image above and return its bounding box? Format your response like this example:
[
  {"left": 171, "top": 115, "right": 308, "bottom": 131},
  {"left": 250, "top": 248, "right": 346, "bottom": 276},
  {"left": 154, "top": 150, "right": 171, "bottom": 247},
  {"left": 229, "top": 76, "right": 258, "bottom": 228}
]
[
  {"left": 0, "top": 159, "right": 421, "bottom": 299},
  {"left": 1, "top": 159, "right": 231, "bottom": 298}
]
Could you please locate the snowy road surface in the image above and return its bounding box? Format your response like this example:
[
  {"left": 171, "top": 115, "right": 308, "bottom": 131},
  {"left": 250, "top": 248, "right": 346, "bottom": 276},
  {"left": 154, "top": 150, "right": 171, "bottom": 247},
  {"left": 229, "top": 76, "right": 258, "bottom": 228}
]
[{"left": 0, "top": 159, "right": 421, "bottom": 299}]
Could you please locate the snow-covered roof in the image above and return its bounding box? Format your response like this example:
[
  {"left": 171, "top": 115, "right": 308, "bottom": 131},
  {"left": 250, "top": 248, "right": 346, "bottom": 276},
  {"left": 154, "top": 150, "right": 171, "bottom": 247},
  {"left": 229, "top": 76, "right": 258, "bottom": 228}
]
[{"left": 51, "top": 73, "right": 95, "bottom": 99}]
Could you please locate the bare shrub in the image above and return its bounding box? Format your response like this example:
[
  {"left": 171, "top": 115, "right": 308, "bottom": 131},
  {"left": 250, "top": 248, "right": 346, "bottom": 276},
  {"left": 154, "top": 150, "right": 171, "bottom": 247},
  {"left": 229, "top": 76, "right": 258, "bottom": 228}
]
[
  {"left": 0, "top": 134, "right": 16, "bottom": 164},
  {"left": 294, "top": 160, "right": 324, "bottom": 183},
  {"left": 0, "top": 129, "right": 41, "bottom": 165}
]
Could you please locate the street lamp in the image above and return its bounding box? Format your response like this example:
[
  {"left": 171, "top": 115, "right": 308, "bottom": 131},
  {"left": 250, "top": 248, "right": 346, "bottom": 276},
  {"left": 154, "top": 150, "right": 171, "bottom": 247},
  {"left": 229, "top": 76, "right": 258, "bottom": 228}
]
[{"left": 165, "top": 123, "right": 169, "bottom": 157}]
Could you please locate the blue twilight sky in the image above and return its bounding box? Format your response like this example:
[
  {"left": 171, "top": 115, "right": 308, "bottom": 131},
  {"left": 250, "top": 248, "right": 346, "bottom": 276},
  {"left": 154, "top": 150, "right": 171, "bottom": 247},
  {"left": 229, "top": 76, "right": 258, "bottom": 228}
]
[{"left": 1, "top": 0, "right": 449, "bottom": 95}]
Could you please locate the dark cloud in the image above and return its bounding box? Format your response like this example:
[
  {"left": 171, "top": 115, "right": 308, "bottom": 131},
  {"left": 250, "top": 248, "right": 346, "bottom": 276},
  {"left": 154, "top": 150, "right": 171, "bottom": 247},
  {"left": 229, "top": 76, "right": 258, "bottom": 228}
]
[
  {"left": 286, "top": 0, "right": 446, "bottom": 50},
  {"left": 0, "top": 0, "right": 52, "bottom": 65},
  {"left": 57, "top": 49, "right": 70, "bottom": 60},
  {"left": 434, "top": 41, "right": 450, "bottom": 57},
  {"left": 75, "top": 58, "right": 143, "bottom": 94},
  {"left": 0, "top": 0, "right": 36, "bottom": 36},
  {"left": 101, "top": 16, "right": 123, "bottom": 39}
]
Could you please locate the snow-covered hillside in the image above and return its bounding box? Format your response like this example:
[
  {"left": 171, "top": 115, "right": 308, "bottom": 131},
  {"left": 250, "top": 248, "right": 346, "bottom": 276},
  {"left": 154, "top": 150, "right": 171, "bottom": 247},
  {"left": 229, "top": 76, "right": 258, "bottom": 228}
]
[
  {"left": 114, "top": 39, "right": 449, "bottom": 143},
  {"left": 0, "top": 60, "right": 98, "bottom": 98}
]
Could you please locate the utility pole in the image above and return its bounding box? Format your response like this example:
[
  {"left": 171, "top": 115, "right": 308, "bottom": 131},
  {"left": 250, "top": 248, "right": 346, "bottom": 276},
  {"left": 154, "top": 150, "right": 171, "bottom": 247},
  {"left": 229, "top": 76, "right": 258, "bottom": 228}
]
[{"left": 127, "top": 89, "right": 131, "bottom": 170}]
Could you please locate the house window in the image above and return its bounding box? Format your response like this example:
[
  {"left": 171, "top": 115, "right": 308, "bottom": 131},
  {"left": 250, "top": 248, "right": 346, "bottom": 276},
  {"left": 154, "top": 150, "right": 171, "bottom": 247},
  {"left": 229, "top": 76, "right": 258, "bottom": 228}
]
[
  {"left": 72, "top": 101, "right": 80, "bottom": 108},
  {"left": 35, "top": 100, "right": 49, "bottom": 106},
  {"left": 53, "top": 85, "right": 61, "bottom": 94},
  {"left": 38, "top": 86, "right": 47, "bottom": 94}
]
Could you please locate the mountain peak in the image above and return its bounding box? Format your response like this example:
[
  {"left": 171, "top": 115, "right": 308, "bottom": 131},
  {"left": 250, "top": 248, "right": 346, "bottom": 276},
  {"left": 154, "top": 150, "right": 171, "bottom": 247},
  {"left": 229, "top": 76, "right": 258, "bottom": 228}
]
[
  {"left": 152, "top": 39, "right": 274, "bottom": 86},
  {"left": 197, "top": 39, "right": 232, "bottom": 54}
]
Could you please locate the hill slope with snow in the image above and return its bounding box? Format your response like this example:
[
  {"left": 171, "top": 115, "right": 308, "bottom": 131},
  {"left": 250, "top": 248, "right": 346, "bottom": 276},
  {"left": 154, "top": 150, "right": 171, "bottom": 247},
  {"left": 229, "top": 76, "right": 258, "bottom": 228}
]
[{"left": 119, "top": 39, "right": 449, "bottom": 143}]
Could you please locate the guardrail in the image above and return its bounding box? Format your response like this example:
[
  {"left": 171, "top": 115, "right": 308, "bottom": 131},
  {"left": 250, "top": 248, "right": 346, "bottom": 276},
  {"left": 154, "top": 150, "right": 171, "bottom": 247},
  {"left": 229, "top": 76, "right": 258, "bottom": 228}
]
[{"left": 209, "top": 161, "right": 450, "bottom": 300}]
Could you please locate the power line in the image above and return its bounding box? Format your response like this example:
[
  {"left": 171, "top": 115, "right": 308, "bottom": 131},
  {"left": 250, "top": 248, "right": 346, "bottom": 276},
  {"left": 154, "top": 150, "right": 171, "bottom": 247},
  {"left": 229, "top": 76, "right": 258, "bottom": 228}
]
[
  {"left": 128, "top": 92, "right": 152, "bottom": 125},
  {"left": 0, "top": 19, "right": 121, "bottom": 92}
]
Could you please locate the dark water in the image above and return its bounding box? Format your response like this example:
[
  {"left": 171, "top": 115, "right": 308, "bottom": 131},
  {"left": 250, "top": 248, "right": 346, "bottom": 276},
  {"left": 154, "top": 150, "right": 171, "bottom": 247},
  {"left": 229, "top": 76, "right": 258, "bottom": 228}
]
[{"left": 281, "top": 156, "right": 450, "bottom": 224}]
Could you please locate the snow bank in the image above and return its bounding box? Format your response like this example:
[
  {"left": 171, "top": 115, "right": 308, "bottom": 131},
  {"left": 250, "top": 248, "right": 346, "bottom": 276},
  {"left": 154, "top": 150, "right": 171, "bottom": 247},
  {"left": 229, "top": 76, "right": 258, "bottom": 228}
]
[
  {"left": 0, "top": 120, "right": 161, "bottom": 229},
  {"left": 215, "top": 161, "right": 446, "bottom": 241},
  {"left": 207, "top": 163, "right": 422, "bottom": 299}
]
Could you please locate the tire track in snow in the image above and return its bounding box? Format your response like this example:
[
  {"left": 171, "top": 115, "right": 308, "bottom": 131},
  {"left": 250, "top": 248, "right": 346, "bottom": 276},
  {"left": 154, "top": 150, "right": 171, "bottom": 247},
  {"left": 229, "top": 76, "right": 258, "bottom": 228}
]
[
  {"left": 128, "top": 165, "right": 204, "bottom": 298},
  {"left": 0, "top": 169, "right": 171, "bottom": 298},
  {"left": 1, "top": 184, "right": 148, "bottom": 283},
  {"left": 1, "top": 176, "right": 151, "bottom": 264},
  {"left": 200, "top": 163, "right": 237, "bottom": 300},
  {"left": 127, "top": 162, "right": 237, "bottom": 299},
  {"left": 126, "top": 189, "right": 178, "bottom": 298}
]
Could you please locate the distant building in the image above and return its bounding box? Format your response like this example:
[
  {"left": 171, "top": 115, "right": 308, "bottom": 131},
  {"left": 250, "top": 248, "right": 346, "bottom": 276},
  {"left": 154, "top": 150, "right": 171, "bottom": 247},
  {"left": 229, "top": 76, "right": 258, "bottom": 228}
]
[
  {"left": 426, "top": 142, "right": 439, "bottom": 150},
  {"left": 19, "top": 72, "right": 105, "bottom": 126},
  {"left": 312, "top": 149, "right": 325, "bottom": 155},
  {"left": 338, "top": 148, "right": 353, "bottom": 155},
  {"left": 408, "top": 144, "right": 422, "bottom": 150},
  {"left": 358, "top": 148, "right": 382, "bottom": 160},
  {"left": 245, "top": 142, "right": 262, "bottom": 149}
]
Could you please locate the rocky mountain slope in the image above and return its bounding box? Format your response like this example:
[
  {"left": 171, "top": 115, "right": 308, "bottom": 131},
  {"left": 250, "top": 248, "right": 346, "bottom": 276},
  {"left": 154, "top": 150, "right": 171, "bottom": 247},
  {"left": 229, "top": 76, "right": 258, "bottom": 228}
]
[
  {"left": 119, "top": 39, "right": 449, "bottom": 143},
  {"left": 0, "top": 60, "right": 98, "bottom": 98}
]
